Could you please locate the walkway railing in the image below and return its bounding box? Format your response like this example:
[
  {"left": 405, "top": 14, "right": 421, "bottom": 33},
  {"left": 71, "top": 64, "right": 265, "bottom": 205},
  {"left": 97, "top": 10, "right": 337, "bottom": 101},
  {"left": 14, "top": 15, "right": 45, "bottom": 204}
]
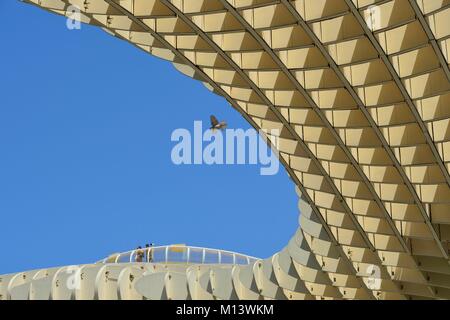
[{"left": 99, "top": 245, "right": 259, "bottom": 265}]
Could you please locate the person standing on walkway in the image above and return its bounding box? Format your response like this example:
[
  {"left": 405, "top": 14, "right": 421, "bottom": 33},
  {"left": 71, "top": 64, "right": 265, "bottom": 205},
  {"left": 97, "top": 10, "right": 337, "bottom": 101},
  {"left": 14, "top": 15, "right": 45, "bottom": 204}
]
[
  {"left": 146, "top": 243, "right": 154, "bottom": 262},
  {"left": 135, "top": 246, "right": 144, "bottom": 262}
]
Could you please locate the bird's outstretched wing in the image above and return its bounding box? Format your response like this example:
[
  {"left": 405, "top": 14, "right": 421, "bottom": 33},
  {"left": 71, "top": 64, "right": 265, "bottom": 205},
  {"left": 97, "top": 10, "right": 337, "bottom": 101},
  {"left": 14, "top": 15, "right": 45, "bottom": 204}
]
[{"left": 210, "top": 115, "right": 219, "bottom": 127}]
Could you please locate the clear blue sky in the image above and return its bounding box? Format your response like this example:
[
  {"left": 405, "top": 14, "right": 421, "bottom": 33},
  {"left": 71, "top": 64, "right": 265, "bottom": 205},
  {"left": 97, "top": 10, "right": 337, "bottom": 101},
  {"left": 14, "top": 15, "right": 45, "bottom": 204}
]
[{"left": 0, "top": 1, "right": 298, "bottom": 274}]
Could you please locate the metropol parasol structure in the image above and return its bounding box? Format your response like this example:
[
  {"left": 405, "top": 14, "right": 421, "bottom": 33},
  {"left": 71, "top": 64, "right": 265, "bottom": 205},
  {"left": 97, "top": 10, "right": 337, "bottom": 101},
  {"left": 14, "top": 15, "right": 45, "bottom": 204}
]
[{"left": 1, "top": 0, "right": 450, "bottom": 300}]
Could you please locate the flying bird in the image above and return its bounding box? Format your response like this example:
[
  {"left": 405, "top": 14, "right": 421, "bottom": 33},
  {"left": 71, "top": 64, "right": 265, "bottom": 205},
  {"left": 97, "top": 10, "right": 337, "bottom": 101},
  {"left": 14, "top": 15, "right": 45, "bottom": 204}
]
[{"left": 209, "top": 115, "right": 227, "bottom": 131}]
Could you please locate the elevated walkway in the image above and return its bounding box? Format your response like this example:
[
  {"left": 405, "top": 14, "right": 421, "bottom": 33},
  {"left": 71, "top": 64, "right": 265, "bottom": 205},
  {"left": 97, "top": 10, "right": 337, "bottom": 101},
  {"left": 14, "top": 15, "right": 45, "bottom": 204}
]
[{"left": 99, "top": 245, "right": 259, "bottom": 266}]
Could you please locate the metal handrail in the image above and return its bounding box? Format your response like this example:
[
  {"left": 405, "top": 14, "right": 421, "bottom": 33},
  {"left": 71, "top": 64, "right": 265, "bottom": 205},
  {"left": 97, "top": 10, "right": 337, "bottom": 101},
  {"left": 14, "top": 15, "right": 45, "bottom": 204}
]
[{"left": 99, "top": 245, "right": 259, "bottom": 265}]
